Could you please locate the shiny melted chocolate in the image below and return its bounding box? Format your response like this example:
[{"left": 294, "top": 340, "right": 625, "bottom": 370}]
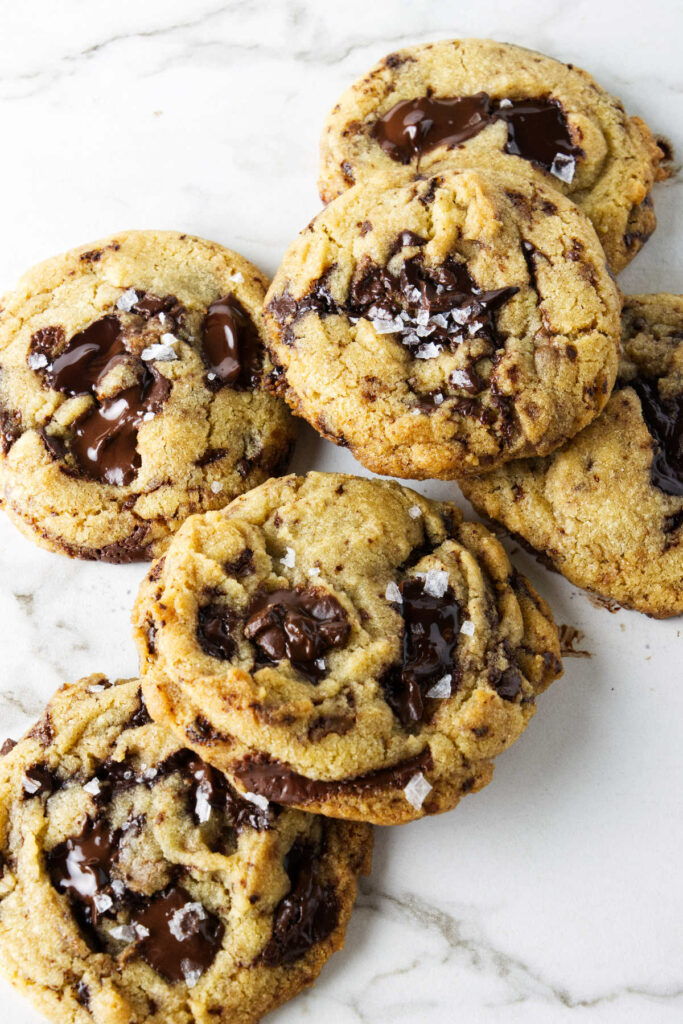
[
  {"left": 48, "top": 817, "right": 118, "bottom": 931},
  {"left": 46, "top": 743, "right": 269, "bottom": 982},
  {"left": 348, "top": 254, "right": 518, "bottom": 360},
  {"left": 202, "top": 294, "right": 263, "bottom": 390},
  {"left": 41, "top": 316, "right": 127, "bottom": 395},
  {"left": 629, "top": 376, "right": 683, "bottom": 496},
  {"left": 197, "top": 603, "right": 238, "bottom": 660},
  {"left": 373, "top": 93, "right": 584, "bottom": 179},
  {"left": 233, "top": 748, "right": 433, "bottom": 805},
  {"left": 27, "top": 295, "right": 181, "bottom": 486},
  {"left": 261, "top": 840, "right": 338, "bottom": 967},
  {"left": 382, "top": 576, "right": 461, "bottom": 727},
  {"left": 131, "top": 885, "right": 224, "bottom": 984},
  {"left": 244, "top": 587, "right": 351, "bottom": 682},
  {"left": 69, "top": 367, "right": 171, "bottom": 485}
]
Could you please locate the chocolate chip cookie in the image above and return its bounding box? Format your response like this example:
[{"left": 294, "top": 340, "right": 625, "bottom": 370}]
[
  {"left": 461, "top": 294, "right": 683, "bottom": 618},
  {"left": 133, "top": 473, "right": 562, "bottom": 825},
  {"left": 319, "top": 38, "right": 670, "bottom": 272},
  {"left": 0, "top": 231, "right": 296, "bottom": 562},
  {"left": 0, "top": 674, "right": 371, "bottom": 1024},
  {"left": 264, "top": 169, "right": 621, "bottom": 480}
]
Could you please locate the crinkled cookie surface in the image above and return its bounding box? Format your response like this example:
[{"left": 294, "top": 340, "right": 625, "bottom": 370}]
[
  {"left": 133, "top": 473, "right": 562, "bottom": 825},
  {"left": 461, "top": 294, "right": 683, "bottom": 618},
  {"left": 319, "top": 38, "right": 669, "bottom": 271},
  {"left": 264, "top": 169, "right": 621, "bottom": 479},
  {"left": 0, "top": 230, "right": 296, "bottom": 561},
  {"left": 0, "top": 675, "right": 371, "bottom": 1024}
]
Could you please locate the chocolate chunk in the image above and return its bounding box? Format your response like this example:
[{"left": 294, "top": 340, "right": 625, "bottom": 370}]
[
  {"left": 233, "top": 748, "right": 433, "bottom": 805},
  {"left": 131, "top": 885, "right": 224, "bottom": 984},
  {"left": 261, "top": 840, "right": 338, "bottom": 966},
  {"left": 36, "top": 316, "right": 127, "bottom": 396},
  {"left": 125, "top": 691, "right": 152, "bottom": 729},
  {"left": 382, "top": 576, "right": 461, "bottom": 726},
  {"left": 130, "top": 292, "right": 184, "bottom": 327},
  {"left": 75, "top": 981, "right": 90, "bottom": 1007},
  {"left": 48, "top": 817, "right": 118, "bottom": 932},
  {"left": 374, "top": 93, "right": 491, "bottom": 162},
  {"left": 197, "top": 603, "right": 238, "bottom": 660},
  {"left": 628, "top": 377, "right": 683, "bottom": 496},
  {"left": 21, "top": 764, "right": 56, "bottom": 798},
  {"left": 201, "top": 295, "right": 263, "bottom": 390},
  {"left": 0, "top": 404, "right": 22, "bottom": 452},
  {"left": 664, "top": 509, "right": 683, "bottom": 535},
  {"left": 39, "top": 429, "right": 68, "bottom": 461},
  {"left": 0, "top": 738, "right": 16, "bottom": 756},
  {"left": 373, "top": 93, "right": 583, "bottom": 177},
  {"left": 266, "top": 266, "right": 339, "bottom": 339},
  {"left": 93, "top": 525, "right": 152, "bottom": 564},
  {"left": 244, "top": 587, "right": 350, "bottom": 682},
  {"left": 224, "top": 549, "right": 255, "bottom": 578},
  {"left": 498, "top": 98, "right": 583, "bottom": 175},
  {"left": 308, "top": 714, "right": 354, "bottom": 742},
  {"left": 390, "top": 230, "right": 427, "bottom": 254},
  {"left": 490, "top": 665, "right": 523, "bottom": 699},
  {"left": 69, "top": 366, "right": 171, "bottom": 485},
  {"left": 354, "top": 254, "right": 516, "bottom": 359},
  {"left": 28, "top": 713, "right": 54, "bottom": 746}
]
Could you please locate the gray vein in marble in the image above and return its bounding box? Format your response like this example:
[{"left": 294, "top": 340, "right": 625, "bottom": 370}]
[{"left": 356, "top": 881, "right": 683, "bottom": 1013}]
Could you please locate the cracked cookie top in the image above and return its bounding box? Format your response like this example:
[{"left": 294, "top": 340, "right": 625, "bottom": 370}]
[
  {"left": 461, "top": 294, "right": 683, "bottom": 618},
  {"left": 0, "top": 675, "right": 371, "bottom": 1024},
  {"left": 319, "top": 38, "right": 670, "bottom": 272},
  {"left": 0, "top": 231, "right": 296, "bottom": 562},
  {"left": 264, "top": 169, "right": 621, "bottom": 480},
  {"left": 133, "top": 473, "right": 562, "bottom": 825}
]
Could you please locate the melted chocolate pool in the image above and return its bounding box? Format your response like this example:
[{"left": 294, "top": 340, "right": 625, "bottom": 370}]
[{"left": 373, "top": 93, "right": 584, "bottom": 180}]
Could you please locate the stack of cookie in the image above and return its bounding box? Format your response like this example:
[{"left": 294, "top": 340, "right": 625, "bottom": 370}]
[{"left": 0, "top": 37, "right": 678, "bottom": 1024}]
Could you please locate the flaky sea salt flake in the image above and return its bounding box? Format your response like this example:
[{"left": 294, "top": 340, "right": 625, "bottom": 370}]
[
  {"left": 21, "top": 775, "right": 41, "bottom": 795},
  {"left": 385, "top": 581, "right": 402, "bottom": 604},
  {"left": 83, "top": 778, "right": 101, "bottom": 796},
  {"left": 415, "top": 342, "right": 441, "bottom": 360},
  {"left": 422, "top": 569, "right": 449, "bottom": 598},
  {"left": 244, "top": 791, "right": 269, "bottom": 810},
  {"left": 426, "top": 674, "right": 452, "bottom": 698},
  {"left": 116, "top": 288, "right": 138, "bottom": 312},
  {"left": 27, "top": 352, "right": 48, "bottom": 369},
  {"left": 109, "top": 924, "right": 136, "bottom": 943},
  {"left": 168, "top": 902, "right": 206, "bottom": 941},
  {"left": 460, "top": 619, "right": 475, "bottom": 636},
  {"left": 408, "top": 505, "right": 422, "bottom": 519},
  {"left": 181, "top": 961, "right": 203, "bottom": 988},
  {"left": 550, "top": 153, "right": 575, "bottom": 183},
  {"left": 141, "top": 341, "right": 177, "bottom": 362},
  {"left": 370, "top": 315, "right": 403, "bottom": 335},
  {"left": 404, "top": 771, "right": 432, "bottom": 810},
  {"left": 194, "top": 779, "right": 212, "bottom": 823},
  {"left": 281, "top": 546, "right": 296, "bottom": 568},
  {"left": 210, "top": 481, "right": 223, "bottom": 494}
]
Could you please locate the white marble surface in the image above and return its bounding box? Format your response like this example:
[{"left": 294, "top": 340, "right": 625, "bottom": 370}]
[{"left": 0, "top": 2, "right": 682, "bottom": 1021}]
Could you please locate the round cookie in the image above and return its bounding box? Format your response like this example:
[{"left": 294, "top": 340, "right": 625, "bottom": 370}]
[
  {"left": 264, "top": 169, "right": 621, "bottom": 480},
  {"left": 133, "top": 473, "right": 562, "bottom": 826},
  {"left": 0, "top": 231, "right": 296, "bottom": 562},
  {"left": 319, "top": 38, "right": 670, "bottom": 272},
  {"left": 0, "top": 675, "right": 371, "bottom": 1024},
  {"left": 460, "top": 294, "right": 683, "bottom": 618}
]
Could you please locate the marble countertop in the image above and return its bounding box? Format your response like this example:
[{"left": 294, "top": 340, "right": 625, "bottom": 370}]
[{"left": 0, "top": 2, "right": 681, "bottom": 1021}]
